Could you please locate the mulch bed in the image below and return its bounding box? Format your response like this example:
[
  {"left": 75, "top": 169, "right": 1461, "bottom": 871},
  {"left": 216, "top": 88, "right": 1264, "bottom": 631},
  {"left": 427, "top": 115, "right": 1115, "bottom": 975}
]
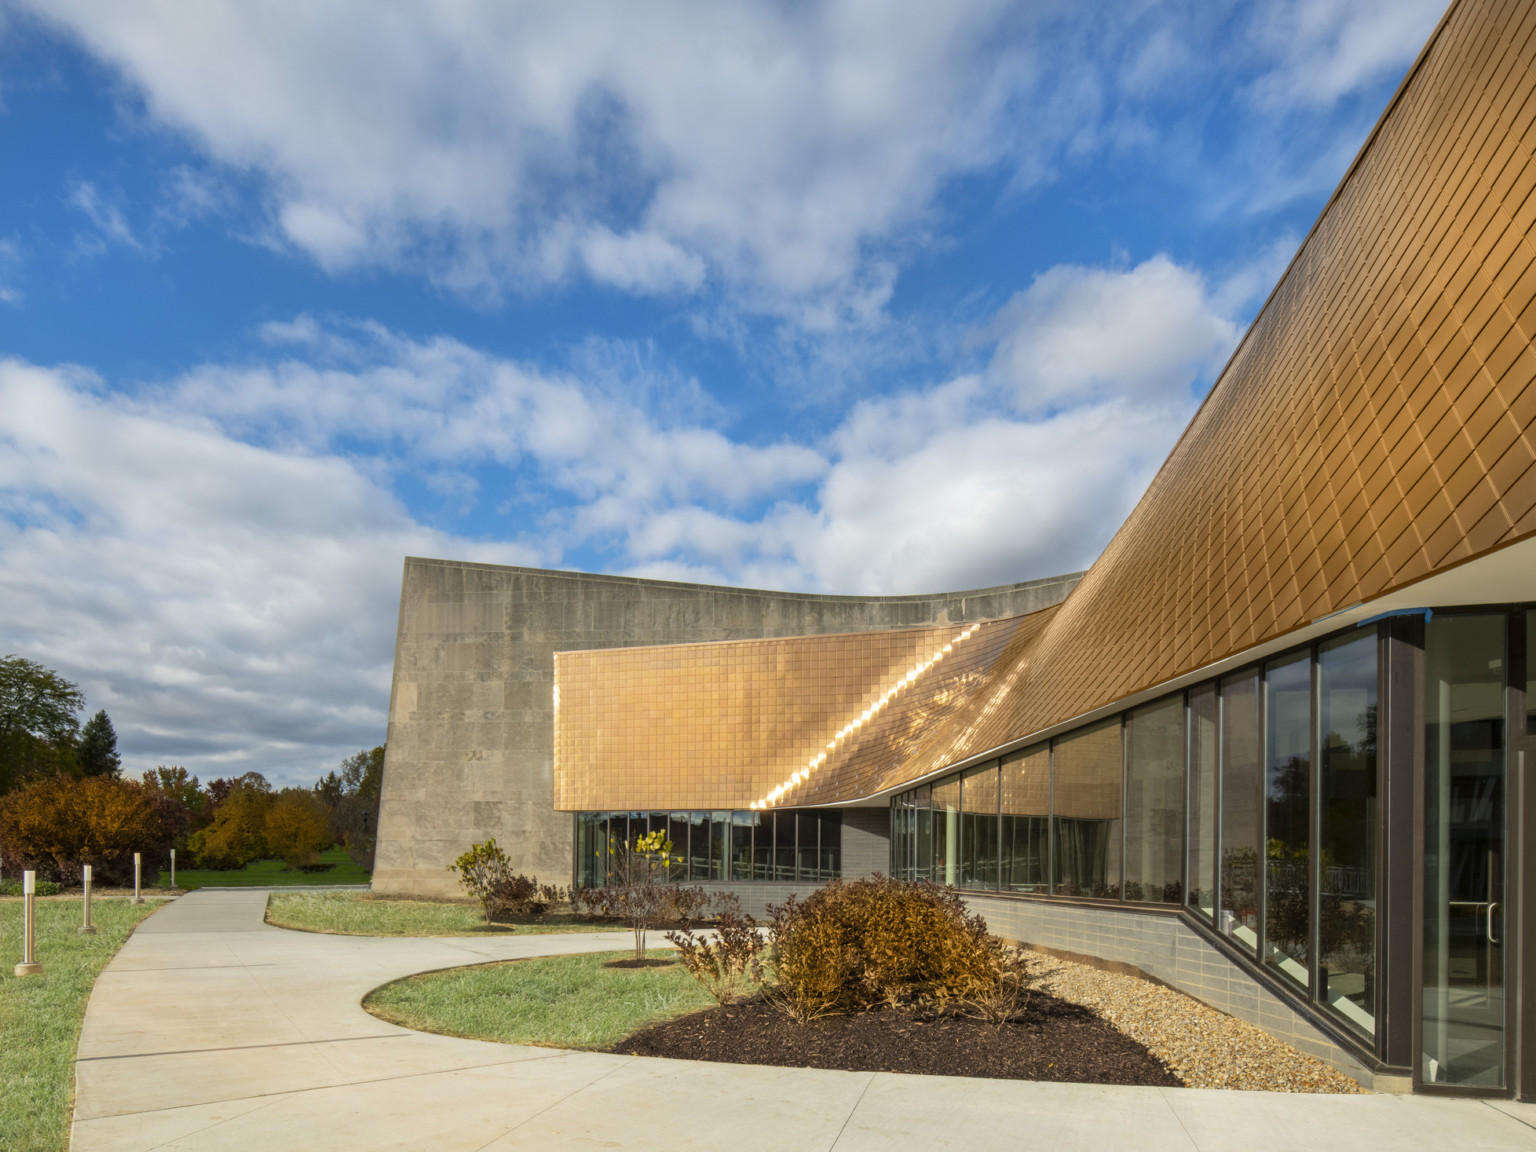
[
  {"left": 603, "top": 958, "right": 680, "bottom": 969},
  {"left": 610, "top": 992, "right": 1183, "bottom": 1086}
]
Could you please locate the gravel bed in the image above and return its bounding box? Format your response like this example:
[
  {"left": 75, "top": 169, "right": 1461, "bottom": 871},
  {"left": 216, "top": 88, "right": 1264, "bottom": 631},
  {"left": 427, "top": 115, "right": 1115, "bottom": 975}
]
[{"left": 1022, "top": 950, "right": 1365, "bottom": 1094}]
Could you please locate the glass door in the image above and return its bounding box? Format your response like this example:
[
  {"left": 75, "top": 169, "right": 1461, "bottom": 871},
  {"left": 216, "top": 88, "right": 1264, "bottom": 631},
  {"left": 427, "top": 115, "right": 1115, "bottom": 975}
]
[{"left": 1423, "top": 613, "right": 1508, "bottom": 1088}]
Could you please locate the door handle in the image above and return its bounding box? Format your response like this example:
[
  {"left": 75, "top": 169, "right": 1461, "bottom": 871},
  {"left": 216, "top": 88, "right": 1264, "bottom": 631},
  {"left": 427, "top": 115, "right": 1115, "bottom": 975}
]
[{"left": 1487, "top": 902, "right": 1500, "bottom": 946}]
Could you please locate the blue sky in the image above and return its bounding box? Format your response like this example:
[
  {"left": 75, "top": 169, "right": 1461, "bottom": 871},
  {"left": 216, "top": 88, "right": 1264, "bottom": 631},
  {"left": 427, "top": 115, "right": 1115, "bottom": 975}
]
[{"left": 0, "top": 0, "right": 1447, "bottom": 786}]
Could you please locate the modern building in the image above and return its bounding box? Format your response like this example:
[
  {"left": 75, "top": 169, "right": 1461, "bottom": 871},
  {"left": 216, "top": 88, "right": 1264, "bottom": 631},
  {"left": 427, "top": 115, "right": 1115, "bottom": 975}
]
[{"left": 377, "top": 0, "right": 1536, "bottom": 1099}]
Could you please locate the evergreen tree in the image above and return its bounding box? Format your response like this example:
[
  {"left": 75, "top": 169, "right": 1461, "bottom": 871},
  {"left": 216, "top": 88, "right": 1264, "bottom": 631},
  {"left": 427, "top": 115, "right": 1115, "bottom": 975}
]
[{"left": 77, "top": 709, "right": 122, "bottom": 778}]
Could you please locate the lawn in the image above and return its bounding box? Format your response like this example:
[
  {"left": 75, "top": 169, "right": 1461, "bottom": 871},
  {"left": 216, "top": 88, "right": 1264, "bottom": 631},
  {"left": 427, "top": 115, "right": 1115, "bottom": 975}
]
[
  {"left": 0, "top": 897, "right": 164, "bottom": 1152},
  {"left": 265, "top": 891, "right": 630, "bottom": 936},
  {"left": 166, "top": 845, "right": 371, "bottom": 889},
  {"left": 364, "top": 949, "right": 717, "bottom": 1050}
]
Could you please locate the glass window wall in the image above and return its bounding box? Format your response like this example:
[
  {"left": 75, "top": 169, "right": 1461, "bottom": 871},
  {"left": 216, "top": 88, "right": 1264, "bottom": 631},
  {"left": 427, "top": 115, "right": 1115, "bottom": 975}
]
[
  {"left": 1001, "top": 744, "right": 1049, "bottom": 892},
  {"left": 730, "top": 810, "right": 756, "bottom": 880},
  {"left": 1052, "top": 719, "right": 1123, "bottom": 898},
  {"left": 1423, "top": 614, "right": 1507, "bottom": 1088},
  {"left": 1316, "top": 631, "right": 1378, "bottom": 1037},
  {"left": 1188, "top": 684, "right": 1217, "bottom": 919},
  {"left": 1124, "top": 696, "right": 1184, "bottom": 904},
  {"left": 1221, "top": 671, "right": 1261, "bottom": 952},
  {"left": 1264, "top": 654, "right": 1312, "bottom": 988},
  {"left": 933, "top": 776, "right": 961, "bottom": 887},
  {"left": 960, "top": 761, "right": 999, "bottom": 889}
]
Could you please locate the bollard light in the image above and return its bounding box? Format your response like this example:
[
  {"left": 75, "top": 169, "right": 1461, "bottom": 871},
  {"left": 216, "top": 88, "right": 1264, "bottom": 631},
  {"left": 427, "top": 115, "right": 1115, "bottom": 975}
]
[
  {"left": 78, "top": 864, "right": 97, "bottom": 936},
  {"left": 131, "top": 852, "right": 144, "bottom": 905},
  {"left": 170, "top": 848, "right": 176, "bottom": 889},
  {"left": 15, "top": 870, "right": 42, "bottom": 976}
]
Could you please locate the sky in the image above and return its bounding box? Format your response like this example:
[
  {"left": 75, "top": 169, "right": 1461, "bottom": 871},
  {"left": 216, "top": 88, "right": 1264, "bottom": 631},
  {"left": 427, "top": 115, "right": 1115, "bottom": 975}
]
[{"left": 0, "top": 0, "right": 1448, "bottom": 787}]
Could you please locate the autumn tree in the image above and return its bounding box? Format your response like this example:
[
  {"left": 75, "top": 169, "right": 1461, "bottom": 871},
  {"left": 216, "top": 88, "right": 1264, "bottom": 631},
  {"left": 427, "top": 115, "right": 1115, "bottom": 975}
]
[{"left": 0, "top": 774, "right": 173, "bottom": 883}]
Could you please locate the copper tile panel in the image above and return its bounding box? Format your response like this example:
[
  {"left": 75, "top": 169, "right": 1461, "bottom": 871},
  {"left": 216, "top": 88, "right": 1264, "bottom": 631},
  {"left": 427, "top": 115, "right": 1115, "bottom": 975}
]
[
  {"left": 553, "top": 615, "right": 1028, "bottom": 810},
  {"left": 555, "top": 0, "right": 1536, "bottom": 812}
]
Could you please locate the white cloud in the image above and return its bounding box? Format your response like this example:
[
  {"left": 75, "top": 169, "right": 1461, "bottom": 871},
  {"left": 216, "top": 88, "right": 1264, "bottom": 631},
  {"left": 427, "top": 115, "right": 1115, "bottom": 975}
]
[
  {"left": 23, "top": 0, "right": 1037, "bottom": 315},
  {"left": 629, "top": 253, "right": 1248, "bottom": 594},
  {"left": 1246, "top": 0, "right": 1447, "bottom": 111},
  {"left": 66, "top": 180, "right": 141, "bottom": 252},
  {"left": 987, "top": 255, "right": 1238, "bottom": 414},
  {"left": 0, "top": 358, "right": 534, "bottom": 786},
  {"left": 16, "top": 1, "right": 1444, "bottom": 324}
]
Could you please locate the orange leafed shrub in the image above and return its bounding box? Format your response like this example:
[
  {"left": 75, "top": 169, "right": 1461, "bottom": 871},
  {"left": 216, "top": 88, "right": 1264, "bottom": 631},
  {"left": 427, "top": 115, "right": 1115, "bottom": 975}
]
[{"left": 0, "top": 774, "right": 174, "bottom": 884}]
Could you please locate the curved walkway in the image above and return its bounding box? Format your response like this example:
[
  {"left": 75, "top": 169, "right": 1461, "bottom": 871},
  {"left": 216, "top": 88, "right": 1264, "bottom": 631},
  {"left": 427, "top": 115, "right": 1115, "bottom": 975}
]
[{"left": 74, "top": 890, "right": 1535, "bottom": 1151}]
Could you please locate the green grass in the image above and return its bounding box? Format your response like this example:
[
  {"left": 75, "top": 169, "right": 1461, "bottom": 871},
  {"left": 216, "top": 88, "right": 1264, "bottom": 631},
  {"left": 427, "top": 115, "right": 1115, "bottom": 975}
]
[
  {"left": 0, "top": 897, "right": 164, "bottom": 1152},
  {"left": 265, "top": 891, "right": 630, "bottom": 936},
  {"left": 165, "top": 845, "right": 371, "bottom": 890},
  {"left": 365, "top": 949, "right": 718, "bottom": 1050}
]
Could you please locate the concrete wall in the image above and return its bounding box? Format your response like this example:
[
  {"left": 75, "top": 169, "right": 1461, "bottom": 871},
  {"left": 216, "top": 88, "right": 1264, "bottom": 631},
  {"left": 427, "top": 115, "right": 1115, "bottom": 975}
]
[
  {"left": 966, "top": 894, "right": 1403, "bottom": 1092},
  {"left": 375, "top": 558, "right": 1081, "bottom": 897}
]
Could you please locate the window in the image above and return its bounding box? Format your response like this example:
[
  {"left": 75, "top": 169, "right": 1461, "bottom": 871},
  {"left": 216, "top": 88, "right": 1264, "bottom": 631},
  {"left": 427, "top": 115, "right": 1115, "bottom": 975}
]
[
  {"left": 960, "top": 761, "right": 999, "bottom": 889},
  {"left": 1124, "top": 695, "right": 1184, "bottom": 904},
  {"left": 1187, "top": 684, "right": 1217, "bottom": 919},
  {"left": 1052, "top": 719, "right": 1122, "bottom": 898},
  {"left": 932, "top": 776, "right": 960, "bottom": 887},
  {"left": 1220, "top": 672, "right": 1260, "bottom": 951},
  {"left": 1001, "top": 744, "right": 1049, "bottom": 892},
  {"left": 1264, "top": 653, "right": 1311, "bottom": 988},
  {"left": 1316, "top": 631, "right": 1377, "bottom": 1037}
]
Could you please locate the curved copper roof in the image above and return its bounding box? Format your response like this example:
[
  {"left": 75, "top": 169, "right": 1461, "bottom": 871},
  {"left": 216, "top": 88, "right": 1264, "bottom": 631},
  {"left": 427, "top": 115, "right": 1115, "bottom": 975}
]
[{"left": 555, "top": 0, "right": 1536, "bottom": 811}]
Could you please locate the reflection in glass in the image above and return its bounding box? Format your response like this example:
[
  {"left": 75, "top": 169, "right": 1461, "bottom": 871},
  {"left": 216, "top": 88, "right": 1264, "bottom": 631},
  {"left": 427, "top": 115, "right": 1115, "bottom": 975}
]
[
  {"left": 1527, "top": 612, "right": 1535, "bottom": 737},
  {"left": 1188, "top": 685, "right": 1217, "bottom": 919},
  {"left": 1221, "top": 672, "right": 1261, "bottom": 952},
  {"left": 773, "top": 811, "right": 796, "bottom": 880},
  {"left": 1316, "top": 632, "right": 1377, "bottom": 1036},
  {"left": 1052, "top": 720, "right": 1122, "bottom": 898},
  {"left": 1001, "top": 745, "right": 1049, "bottom": 892},
  {"left": 796, "top": 811, "right": 820, "bottom": 881},
  {"left": 709, "top": 811, "right": 729, "bottom": 880},
  {"left": 730, "top": 810, "right": 756, "bottom": 880},
  {"left": 817, "top": 810, "right": 842, "bottom": 879},
  {"left": 1424, "top": 614, "right": 1507, "bottom": 1087},
  {"left": 669, "top": 812, "right": 691, "bottom": 879},
  {"left": 933, "top": 776, "right": 960, "bottom": 887},
  {"left": 688, "top": 812, "right": 711, "bottom": 880},
  {"left": 1264, "top": 654, "right": 1311, "bottom": 988},
  {"left": 960, "top": 761, "right": 999, "bottom": 889},
  {"left": 1124, "top": 696, "right": 1184, "bottom": 903}
]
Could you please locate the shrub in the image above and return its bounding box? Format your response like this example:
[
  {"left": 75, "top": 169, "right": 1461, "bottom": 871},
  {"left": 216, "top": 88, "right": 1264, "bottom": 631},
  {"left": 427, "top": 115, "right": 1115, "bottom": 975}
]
[
  {"left": 447, "top": 839, "right": 567, "bottom": 922},
  {"left": 666, "top": 911, "right": 766, "bottom": 1004},
  {"left": 763, "top": 876, "right": 1008, "bottom": 1020},
  {"left": 265, "top": 790, "right": 333, "bottom": 870},
  {"left": 187, "top": 783, "right": 271, "bottom": 869},
  {"left": 0, "top": 876, "right": 62, "bottom": 896},
  {"left": 0, "top": 774, "right": 174, "bottom": 884}
]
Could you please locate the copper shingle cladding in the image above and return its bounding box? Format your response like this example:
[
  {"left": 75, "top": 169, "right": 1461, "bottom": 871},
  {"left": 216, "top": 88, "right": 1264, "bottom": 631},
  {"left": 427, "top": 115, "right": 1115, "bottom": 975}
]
[
  {"left": 554, "top": 616, "right": 1028, "bottom": 811},
  {"left": 554, "top": 0, "right": 1536, "bottom": 812}
]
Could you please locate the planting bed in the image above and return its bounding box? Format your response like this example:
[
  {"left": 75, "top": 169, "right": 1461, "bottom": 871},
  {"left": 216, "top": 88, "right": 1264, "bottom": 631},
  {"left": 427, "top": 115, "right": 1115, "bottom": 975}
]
[{"left": 610, "top": 992, "right": 1182, "bottom": 1087}]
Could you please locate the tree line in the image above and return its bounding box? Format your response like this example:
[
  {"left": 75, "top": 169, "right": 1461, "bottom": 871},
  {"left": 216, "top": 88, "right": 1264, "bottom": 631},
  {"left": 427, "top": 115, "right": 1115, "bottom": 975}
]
[{"left": 0, "top": 654, "right": 384, "bottom": 884}]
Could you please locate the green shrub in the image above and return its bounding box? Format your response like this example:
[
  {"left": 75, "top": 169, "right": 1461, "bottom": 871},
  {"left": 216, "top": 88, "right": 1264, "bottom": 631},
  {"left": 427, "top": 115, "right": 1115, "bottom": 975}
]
[
  {"left": 764, "top": 876, "right": 1006, "bottom": 1020},
  {"left": 447, "top": 839, "right": 568, "bottom": 923},
  {"left": 0, "top": 876, "right": 62, "bottom": 896}
]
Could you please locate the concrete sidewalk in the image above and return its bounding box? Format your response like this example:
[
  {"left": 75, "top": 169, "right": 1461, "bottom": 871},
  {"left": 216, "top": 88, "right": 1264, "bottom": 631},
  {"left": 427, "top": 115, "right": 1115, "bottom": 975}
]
[{"left": 73, "top": 889, "right": 1536, "bottom": 1151}]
